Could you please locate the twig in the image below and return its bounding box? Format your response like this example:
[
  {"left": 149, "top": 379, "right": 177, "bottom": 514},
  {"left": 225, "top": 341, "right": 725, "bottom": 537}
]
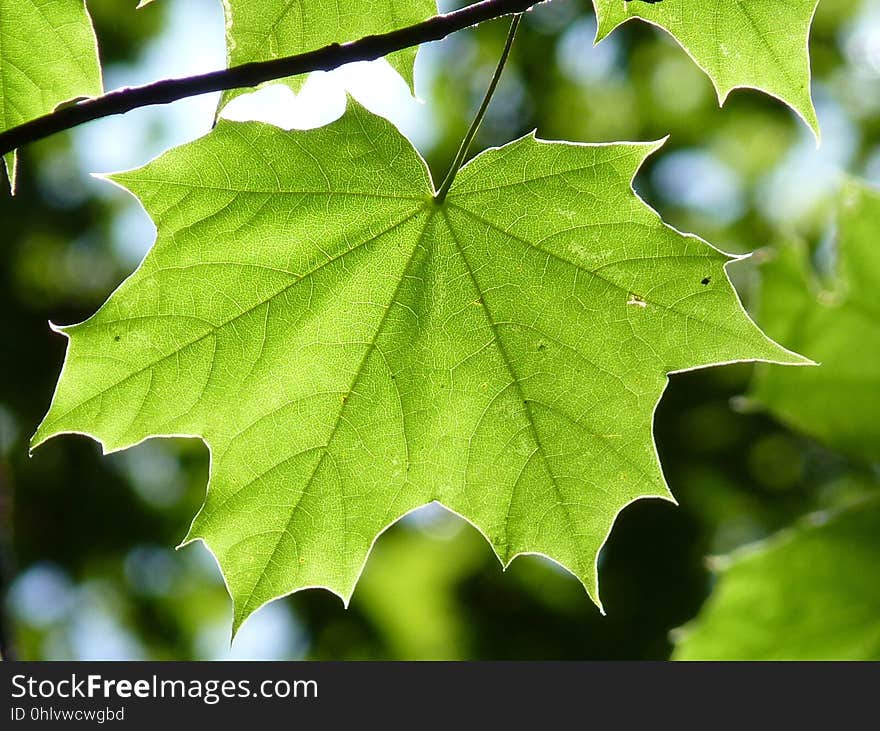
[{"left": 0, "top": 0, "right": 544, "bottom": 158}]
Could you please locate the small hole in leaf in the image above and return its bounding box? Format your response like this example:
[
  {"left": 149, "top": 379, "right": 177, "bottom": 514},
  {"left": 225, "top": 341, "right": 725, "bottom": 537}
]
[
  {"left": 626, "top": 294, "right": 647, "bottom": 308},
  {"left": 701, "top": 277, "right": 711, "bottom": 285}
]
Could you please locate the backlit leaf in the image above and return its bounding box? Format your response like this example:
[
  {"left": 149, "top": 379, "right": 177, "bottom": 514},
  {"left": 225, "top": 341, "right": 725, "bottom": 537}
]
[
  {"left": 33, "top": 105, "right": 805, "bottom": 632},
  {"left": 674, "top": 497, "right": 880, "bottom": 660},
  {"left": 0, "top": 0, "right": 102, "bottom": 190},
  {"left": 592, "top": 0, "right": 819, "bottom": 135},
  {"left": 219, "top": 0, "right": 437, "bottom": 109}
]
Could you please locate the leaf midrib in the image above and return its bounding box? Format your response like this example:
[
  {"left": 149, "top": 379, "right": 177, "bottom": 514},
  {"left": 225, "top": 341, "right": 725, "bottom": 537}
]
[{"left": 234, "top": 212, "right": 435, "bottom": 618}]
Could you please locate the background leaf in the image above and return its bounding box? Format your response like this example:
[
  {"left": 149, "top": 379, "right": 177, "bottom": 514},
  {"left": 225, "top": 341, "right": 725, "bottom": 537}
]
[
  {"left": 219, "top": 0, "right": 437, "bottom": 110},
  {"left": 0, "top": 0, "right": 102, "bottom": 190},
  {"left": 673, "top": 496, "right": 880, "bottom": 660},
  {"left": 592, "top": 0, "right": 820, "bottom": 134},
  {"left": 750, "top": 180, "right": 880, "bottom": 463}
]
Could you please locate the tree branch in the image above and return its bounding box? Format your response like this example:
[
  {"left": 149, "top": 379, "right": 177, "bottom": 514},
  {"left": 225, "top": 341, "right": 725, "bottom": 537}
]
[{"left": 0, "top": 0, "right": 544, "bottom": 159}]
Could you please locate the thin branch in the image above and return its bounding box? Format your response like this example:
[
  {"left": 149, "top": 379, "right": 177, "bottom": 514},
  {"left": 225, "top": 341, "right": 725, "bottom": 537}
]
[
  {"left": 435, "top": 14, "right": 521, "bottom": 202},
  {"left": 0, "top": 0, "right": 544, "bottom": 159}
]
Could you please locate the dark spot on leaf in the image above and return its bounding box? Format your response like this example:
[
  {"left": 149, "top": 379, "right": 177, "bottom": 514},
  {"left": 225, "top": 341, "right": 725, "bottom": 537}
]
[
  {"left": 113, "top": 335, "right": 121, "bottom": 342},
  {"left": 536, "top": 340, "right": 547, "bottom": 351},
  {"left": 701, "top": 277, "right": 711, "bottom": 285}
]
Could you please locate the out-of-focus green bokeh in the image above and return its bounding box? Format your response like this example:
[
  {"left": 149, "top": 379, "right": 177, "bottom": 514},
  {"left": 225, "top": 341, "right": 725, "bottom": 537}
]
[{"left": 0, "top": 0, "right": 877, "bottom": 660}]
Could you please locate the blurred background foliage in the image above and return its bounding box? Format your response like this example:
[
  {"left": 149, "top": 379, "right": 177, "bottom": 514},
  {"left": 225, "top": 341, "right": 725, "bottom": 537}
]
[{"left": 0, "top": 0, "right": 878, "bottom": 660}]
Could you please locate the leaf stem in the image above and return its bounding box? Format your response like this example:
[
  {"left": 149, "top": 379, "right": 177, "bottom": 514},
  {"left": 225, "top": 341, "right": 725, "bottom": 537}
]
[{"left": 434, "top": 14, "right": 522, "bottom": 203}]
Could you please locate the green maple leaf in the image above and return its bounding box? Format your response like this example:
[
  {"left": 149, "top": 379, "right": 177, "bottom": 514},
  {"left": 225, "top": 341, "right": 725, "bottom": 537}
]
[
  {"left": 674, "top": 496, "right": 880, "bottom": 660},
  {"left": 750, "top": 181, "right": 880, "bottom": 463},
  {"left": 0, "top": 0, "right": 103, "bottom": 190},
  {"left": 592, "top": 0, "right": 820, "bottom": 135},
  {"left": 32, "top": 104, "right": 805, "bottom": 632},
  {"left": 219, "top": 0, "right": 438, "bottom": 110}
]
